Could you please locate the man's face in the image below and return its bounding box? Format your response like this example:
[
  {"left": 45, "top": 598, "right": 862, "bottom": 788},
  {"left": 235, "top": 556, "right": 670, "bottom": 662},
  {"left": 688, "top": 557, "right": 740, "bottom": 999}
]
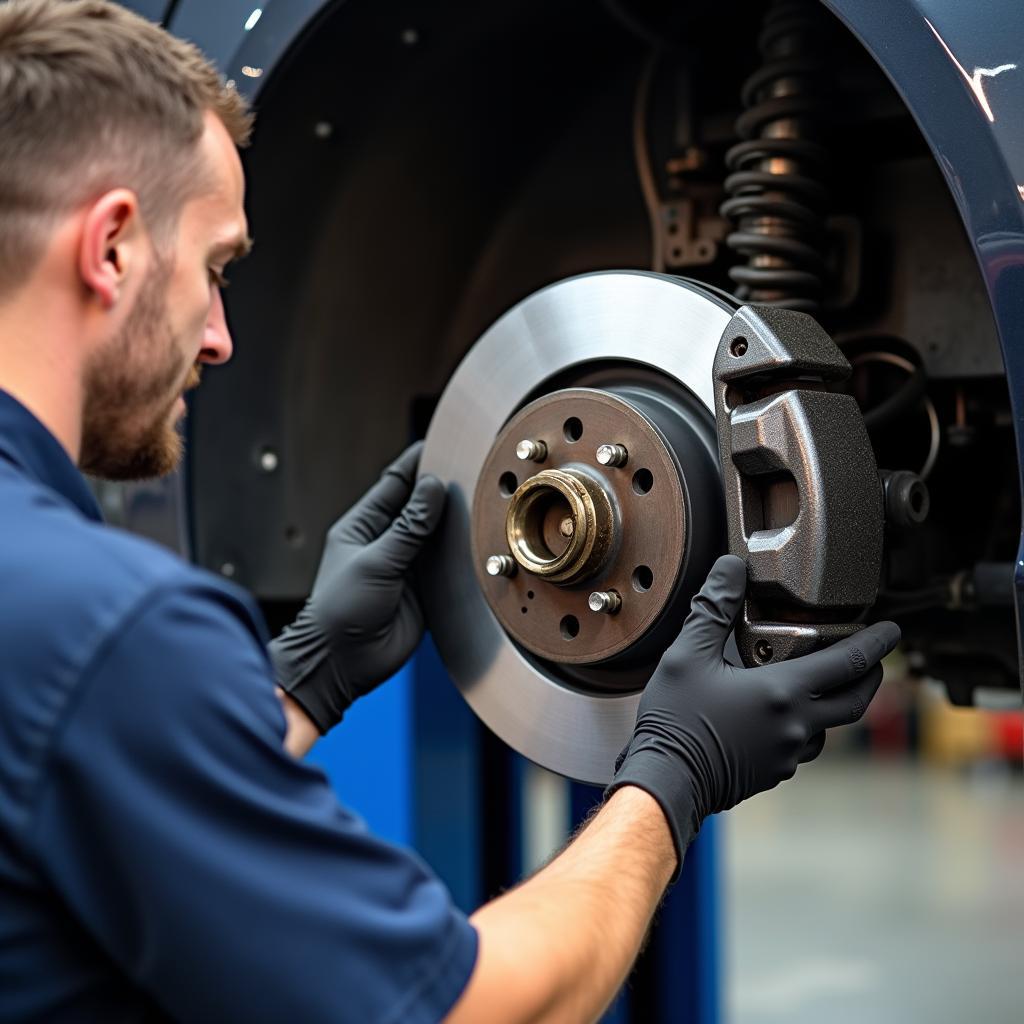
[{"left": 79, "top": 113, "right": 250, "bottom": 480}]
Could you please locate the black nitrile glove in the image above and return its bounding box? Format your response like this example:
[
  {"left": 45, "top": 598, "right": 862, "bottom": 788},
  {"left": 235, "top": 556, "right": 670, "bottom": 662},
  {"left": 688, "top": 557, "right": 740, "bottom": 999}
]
[
  {"left": 607, "top": 554, "right": 900, "bottom": 871},
  {"left": 269, "top": 442, "right": 446, "bottom": 733}
]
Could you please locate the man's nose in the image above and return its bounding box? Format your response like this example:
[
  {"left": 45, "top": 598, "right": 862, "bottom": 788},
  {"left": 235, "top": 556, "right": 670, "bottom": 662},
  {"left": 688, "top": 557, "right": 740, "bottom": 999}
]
[{"left": 199, "top": 287, "right": 234, "bottom": 365}]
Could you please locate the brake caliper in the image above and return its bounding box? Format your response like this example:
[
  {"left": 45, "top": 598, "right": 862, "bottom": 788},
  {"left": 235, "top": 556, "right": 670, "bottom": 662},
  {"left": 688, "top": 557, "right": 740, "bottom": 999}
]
[{"left": 713, "top": 305, "right": 884, "bottom": 666}]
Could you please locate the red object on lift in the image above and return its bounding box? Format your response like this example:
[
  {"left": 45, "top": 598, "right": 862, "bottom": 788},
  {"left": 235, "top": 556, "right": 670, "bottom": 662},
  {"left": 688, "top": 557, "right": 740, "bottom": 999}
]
[{"left": 992, "top": 712, "right": 1024, "bottom": 761}]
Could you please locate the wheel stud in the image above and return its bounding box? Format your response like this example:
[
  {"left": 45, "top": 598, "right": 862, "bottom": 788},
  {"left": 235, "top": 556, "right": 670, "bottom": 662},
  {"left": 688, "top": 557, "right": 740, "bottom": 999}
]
[
  {"left": 596, "top": 443, "right": 628, "bottom": 467},
  {"left": 588, "top": 590, "right": 622, "bottom": 615},
  {"left": 516, "top": 439, "right": 548, "bottom": 462},
  {"left": 486, "top": 554, "right": 517, "bottom": 578}
]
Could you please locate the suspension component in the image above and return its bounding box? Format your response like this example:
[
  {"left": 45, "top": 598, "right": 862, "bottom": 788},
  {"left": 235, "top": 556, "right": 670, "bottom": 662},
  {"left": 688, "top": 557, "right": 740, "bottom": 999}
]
[{"left": 720, "top": 0, "right": 832, "bottom": 313}]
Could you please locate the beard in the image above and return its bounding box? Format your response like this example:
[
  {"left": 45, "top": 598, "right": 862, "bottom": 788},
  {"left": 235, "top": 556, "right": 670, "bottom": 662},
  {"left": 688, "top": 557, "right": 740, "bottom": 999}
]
[{"left": 79, "top": 262, "right": 199, "bottom": 481}]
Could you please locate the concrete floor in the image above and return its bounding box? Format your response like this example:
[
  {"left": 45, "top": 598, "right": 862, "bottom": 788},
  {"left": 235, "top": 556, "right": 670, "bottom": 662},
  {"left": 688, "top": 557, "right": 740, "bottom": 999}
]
[{"left": 726, "top": 757, "right": 1024, "bottom": 1024}]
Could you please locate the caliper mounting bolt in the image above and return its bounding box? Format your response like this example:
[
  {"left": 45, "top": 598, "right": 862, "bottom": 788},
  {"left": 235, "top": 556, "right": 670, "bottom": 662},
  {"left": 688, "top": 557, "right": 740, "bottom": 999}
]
[
  {"left": 516, "top": 439, "right": 548, "bottom": 463},
  {"left": 588, "top": 590, "right": 622, "bottom": 615},
  {"left": 486, "top": 554, "right": 517, "bottom": 578},
  {"left": 881, "top": 469, "right": 930, "bottom": 527},
  {"left": 596, "top": 443, "right": 628, "bottom": 468}
]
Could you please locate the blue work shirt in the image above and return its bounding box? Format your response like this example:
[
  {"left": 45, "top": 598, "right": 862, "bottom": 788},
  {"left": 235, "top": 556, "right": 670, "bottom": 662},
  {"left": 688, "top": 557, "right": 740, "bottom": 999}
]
[{"left": 0, "top": 389, "right": 477, "bottom": 1022}]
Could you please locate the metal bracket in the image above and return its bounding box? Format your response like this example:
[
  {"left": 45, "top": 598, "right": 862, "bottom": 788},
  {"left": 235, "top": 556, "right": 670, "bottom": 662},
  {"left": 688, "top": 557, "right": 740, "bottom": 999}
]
[
  {"left": 713, "top": 305, "right": 884, "bottom": 666},
  {"left": 658, "top": 195, "right": 723, "bottom": 269}
]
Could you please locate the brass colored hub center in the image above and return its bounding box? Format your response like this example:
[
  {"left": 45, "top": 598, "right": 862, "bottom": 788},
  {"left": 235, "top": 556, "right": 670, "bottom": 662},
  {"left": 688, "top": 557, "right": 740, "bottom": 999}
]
[{"left": 505, "top": 468, "right": 614, "bottom": 584}]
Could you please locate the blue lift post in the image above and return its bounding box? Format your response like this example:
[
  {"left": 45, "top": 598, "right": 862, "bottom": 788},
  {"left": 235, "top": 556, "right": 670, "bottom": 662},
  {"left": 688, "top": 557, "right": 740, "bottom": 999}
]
[{"left": 310, "top": 640, "right": 722, "bottom": 1022}]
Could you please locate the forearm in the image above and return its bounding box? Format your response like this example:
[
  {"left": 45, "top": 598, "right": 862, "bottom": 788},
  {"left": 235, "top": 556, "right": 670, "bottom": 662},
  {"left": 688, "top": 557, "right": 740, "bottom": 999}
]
[
  {"left": 447, "top": 785, "right": 677, "bottom": 1024},
  {"left": 276, "top": 689, "right": 320, "bottom": 758}
]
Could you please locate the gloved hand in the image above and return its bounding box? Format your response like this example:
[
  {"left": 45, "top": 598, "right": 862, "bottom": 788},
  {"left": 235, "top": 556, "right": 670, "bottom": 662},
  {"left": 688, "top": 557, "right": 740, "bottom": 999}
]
[
  {"left": 607, "top": 554, "right": 900, "bottom": 870},
  {"left": 268, "top": 442, "right": 446, "bottom": 733}
]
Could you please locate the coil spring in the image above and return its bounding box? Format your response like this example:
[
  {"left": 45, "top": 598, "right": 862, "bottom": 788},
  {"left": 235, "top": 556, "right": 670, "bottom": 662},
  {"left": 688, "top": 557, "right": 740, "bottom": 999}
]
[{"left": 720, "top": 0, "right": 831, "bottom": 313}]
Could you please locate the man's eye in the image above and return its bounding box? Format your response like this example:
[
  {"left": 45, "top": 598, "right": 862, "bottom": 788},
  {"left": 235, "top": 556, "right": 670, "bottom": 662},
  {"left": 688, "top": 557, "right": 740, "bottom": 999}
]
[{"left": 209, "top": 268, "right": 230, "bottom": 289}]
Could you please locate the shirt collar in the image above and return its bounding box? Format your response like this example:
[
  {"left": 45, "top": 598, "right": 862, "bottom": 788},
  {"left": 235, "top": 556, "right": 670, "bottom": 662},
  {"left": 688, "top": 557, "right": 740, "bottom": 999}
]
[{"left": 0, "top": 389, "right": 103, "bottom": 522}]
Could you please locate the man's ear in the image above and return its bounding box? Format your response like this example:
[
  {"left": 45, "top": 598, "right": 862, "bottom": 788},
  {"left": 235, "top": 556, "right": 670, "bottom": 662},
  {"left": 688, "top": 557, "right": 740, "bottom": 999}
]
[{"left": 78, "top": 188, "right": 145, "bottom": 310}]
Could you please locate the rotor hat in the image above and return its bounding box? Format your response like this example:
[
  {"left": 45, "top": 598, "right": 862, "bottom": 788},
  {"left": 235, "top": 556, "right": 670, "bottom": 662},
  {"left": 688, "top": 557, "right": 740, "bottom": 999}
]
[{"left": 472, "top": 388, "right": 694, "bottom": 668}]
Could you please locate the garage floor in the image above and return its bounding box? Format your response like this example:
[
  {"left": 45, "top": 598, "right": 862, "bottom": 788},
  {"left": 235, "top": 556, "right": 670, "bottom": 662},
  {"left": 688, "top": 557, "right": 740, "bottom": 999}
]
[{"left": 726, "top": 756, "right": 1024, "bottom": 1024}]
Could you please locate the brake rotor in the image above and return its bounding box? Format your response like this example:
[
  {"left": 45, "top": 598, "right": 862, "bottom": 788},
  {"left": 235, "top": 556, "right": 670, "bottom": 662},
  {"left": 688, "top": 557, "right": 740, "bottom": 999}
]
[{"left": 420, "top": 271, "right": 732, "bottom": 785}]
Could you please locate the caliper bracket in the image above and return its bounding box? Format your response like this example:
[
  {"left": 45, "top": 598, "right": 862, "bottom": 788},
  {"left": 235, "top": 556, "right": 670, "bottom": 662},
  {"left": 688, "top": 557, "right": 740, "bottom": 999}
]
[{"left": 713, "top": 305, "right": 884, "bottom": 666}]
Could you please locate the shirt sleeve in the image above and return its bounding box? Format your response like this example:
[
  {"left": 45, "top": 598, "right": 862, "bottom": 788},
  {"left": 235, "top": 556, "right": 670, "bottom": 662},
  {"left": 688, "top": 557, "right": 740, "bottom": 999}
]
[{"left": 26, "top": 577, "right": 477, "bottom": 1024}]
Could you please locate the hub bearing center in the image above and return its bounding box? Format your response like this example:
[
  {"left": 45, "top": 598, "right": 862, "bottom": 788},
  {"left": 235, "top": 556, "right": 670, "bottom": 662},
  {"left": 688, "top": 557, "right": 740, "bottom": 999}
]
[{"left": 506, "top": 468, "right": 614, "bottom": 584}]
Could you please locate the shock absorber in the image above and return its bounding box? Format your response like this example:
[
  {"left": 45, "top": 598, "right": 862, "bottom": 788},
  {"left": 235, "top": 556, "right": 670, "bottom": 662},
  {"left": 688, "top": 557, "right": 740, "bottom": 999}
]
[{"left": 720, "top": 0, "right": 832, "bottom": 313}]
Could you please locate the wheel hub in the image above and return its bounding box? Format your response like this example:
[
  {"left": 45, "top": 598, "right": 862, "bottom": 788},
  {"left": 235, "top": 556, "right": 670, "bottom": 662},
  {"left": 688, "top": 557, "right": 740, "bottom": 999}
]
[{"left": 472, "top": 388, "right": 688, "bottom": 666}]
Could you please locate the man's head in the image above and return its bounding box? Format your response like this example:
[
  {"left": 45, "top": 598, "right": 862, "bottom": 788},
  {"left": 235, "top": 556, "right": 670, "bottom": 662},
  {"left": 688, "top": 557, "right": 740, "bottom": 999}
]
[{"left": 0, "top": 0, "right": 253, "bottom": 479}]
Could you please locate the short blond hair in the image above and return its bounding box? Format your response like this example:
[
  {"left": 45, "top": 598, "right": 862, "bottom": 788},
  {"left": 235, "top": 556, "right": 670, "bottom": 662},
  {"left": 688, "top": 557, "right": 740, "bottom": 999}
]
[{"left": 0, "top": 0, "right": 253, "bottom": 298}]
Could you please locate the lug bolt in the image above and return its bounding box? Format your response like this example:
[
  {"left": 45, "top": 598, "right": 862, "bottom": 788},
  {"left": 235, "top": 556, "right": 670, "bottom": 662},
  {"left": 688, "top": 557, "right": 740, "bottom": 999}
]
[
  {"left": 596, "top": 444, "right": 628, "bottom": 468},
  {"left": 588, "top": 590, "right": 622, "bottom": 615},
  {"left": 559, "top": 517, "right": 575, "bottom": 538},
  {"left": 754, "top": 639, "right": 774, "bottom": 663},
  {"left": 516, "top": 439, "right": 548, "bottom": 463},
  {"left": 486, "top": 554, "right": 517, "bottom": 578}
]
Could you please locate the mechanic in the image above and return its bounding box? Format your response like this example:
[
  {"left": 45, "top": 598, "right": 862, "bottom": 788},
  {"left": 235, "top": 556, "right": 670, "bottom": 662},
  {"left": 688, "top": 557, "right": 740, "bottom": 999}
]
[{"left": 0, "top": 2, "right": 900, "bottom": 1022}]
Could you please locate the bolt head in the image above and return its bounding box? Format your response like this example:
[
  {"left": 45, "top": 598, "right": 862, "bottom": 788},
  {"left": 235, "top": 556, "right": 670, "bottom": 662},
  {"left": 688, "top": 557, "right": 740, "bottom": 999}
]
[
  {"left": 486, "top": 554, "right": 515, "bottom": 578},
  {"left": 596, "top": 443, "right": 627, "bottom": 467},
  {"left": 515, "top": 439, "right": 547, "bottom": 462},
  {"left": 588, "top": 590, "right": 621, "bottom": 614}
]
